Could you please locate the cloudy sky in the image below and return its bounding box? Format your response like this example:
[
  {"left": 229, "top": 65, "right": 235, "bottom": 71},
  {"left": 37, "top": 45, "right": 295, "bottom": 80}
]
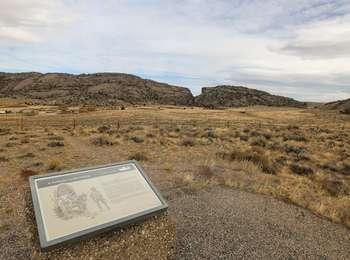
[{"left": 1, "top": 0, "right": 350, "bottom": 102}]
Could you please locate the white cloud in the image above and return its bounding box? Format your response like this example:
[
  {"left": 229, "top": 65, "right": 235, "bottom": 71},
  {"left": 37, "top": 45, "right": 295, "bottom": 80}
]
[
  {"left": 1, "top": 0, "right": 350, "bottom": 102},
  {"left": 0, "top": 26, "right": 41, "bottom": 43},
  {"left": 279, "top": 15, "right": 350, "bottom": 59},
  {"left": 0, "top": 0, "right": 75, "bottom": 42}
]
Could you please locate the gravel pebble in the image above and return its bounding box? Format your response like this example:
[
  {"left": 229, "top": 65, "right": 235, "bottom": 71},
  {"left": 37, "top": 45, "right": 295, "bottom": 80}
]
[{"left": 170, "top": 187, "right": 350, "bottom": 259}]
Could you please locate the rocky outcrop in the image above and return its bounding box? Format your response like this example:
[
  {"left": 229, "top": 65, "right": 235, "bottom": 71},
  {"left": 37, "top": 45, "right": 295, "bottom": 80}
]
[
  {"left": 324, "top": 98, "right": 350, "bottom": 114},
  {"left": 0, "top": 73, "right": 308, "bottom": 108},
  {"left": 195, "top": 85, "right": 306, "bottom": 108},
  {"left": 0, "top": 72, "right": 194, "bottom": 106}
]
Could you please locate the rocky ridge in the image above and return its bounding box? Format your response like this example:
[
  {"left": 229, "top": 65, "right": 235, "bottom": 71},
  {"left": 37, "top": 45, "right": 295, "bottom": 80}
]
[
  {"left": 0, "top": 72, "right": 307, "bottom": 108},
  {"left": 0, "top": 72, "right": 194, "bottom": 106},
  {"left": 194, "top": 85, "right": 306, "bottom": 108},
  {"left": 324, "top": 98, "right": 350, "bottom": 114}
]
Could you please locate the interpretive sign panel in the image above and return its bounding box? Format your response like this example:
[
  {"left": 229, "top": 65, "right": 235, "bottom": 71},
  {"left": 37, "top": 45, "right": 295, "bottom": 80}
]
[{"left": 29, "top": 160, "right": 168, "bottom": 249}]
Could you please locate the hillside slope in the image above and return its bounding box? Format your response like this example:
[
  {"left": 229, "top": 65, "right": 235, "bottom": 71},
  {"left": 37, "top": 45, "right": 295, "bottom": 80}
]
[
  {"left": 195, "top": 85, "right": 306, "bottom": 108},
  {"left": 324, "top": 98, "right": 350, "bottom": 114},
  {"left": 0, "top": 72, "right": 194, "bottom": 106},
  {"left": 0, "top": 73, "right": 307, "bottom": 108}
]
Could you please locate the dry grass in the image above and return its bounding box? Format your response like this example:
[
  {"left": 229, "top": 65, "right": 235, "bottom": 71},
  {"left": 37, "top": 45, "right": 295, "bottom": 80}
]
[
  {"left": 48, "top": 158, "right": 62, "bottom": 171},
  {"left": 0, "top": 105, "right": 349, "bottom": 228},
  {"left": 217, "top": 147, "right": 277, "bottom": 174}
]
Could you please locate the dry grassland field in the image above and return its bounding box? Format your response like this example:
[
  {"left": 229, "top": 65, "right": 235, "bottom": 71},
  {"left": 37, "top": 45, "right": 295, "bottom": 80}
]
[{"left": 1, "top": 100, "right": 350, "bottom": 258}]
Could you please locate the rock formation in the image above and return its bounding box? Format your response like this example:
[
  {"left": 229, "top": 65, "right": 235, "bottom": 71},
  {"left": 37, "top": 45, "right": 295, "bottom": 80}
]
[
  {"left": 324, "top": 98, "right": 350, "bottom": 114},
  {"left": 0, "top": 72, "right": 194, "bottom": 106},
  {"left": 195, "top": 85, "right": 306, "bottom": 108}
]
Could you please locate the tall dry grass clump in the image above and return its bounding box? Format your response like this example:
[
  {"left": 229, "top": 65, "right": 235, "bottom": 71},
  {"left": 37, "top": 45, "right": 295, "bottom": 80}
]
[{"left": 218, "top": 146, "right": 277, "bottom": 174}]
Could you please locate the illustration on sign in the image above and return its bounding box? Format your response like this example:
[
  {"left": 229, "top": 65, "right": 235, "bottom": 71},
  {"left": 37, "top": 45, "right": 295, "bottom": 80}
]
[{"left": 52, "top": 184, "right": 110, "bottom": 221}]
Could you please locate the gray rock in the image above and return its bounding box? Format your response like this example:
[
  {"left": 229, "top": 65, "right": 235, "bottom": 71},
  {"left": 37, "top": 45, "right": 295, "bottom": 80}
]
[
  {"left": 0, "top": 72, "right": 194, "bottom": 106},
  {"left": 324, "top": 98, "right": 350, "bottom": 114},
  {"left": 195, "top": 85, "right": 306, "bottom": 108}
]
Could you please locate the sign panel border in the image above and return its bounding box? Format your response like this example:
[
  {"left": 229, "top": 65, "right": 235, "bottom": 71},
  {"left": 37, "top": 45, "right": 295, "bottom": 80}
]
[{"left": 29, "top": 160, "right": 168, "bottom": 249}]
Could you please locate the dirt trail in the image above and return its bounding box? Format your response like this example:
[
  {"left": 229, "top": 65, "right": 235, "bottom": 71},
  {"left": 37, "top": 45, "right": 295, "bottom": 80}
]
[
  {"left": 168, "top": 187, "right": 350, "bottom": 259},
  {"left": 58, "top": 131, "right": 110, "bottom": 168}
]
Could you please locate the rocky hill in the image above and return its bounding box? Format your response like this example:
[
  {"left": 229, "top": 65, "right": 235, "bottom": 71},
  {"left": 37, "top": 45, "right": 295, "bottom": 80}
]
[
  {"left": 0, "top": 72, "right": 194, "bottom": 106},
  {"left": 195, "top": 85, "right": 306, "bottom": 108},
  {"left": 324, "top": 98, "right": 350, "bottom": 114},
  {"left": 0, "top": 73, "right": 307, "bottom": 108}
]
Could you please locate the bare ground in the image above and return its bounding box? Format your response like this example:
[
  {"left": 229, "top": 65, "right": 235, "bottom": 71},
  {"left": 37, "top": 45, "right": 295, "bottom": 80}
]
[{"left": 168, "top": 187, "right": 350, "bottom": 259}]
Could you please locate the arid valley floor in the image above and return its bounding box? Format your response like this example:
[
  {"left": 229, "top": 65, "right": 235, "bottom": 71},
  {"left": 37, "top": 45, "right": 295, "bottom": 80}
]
[{"left": 1, "top": 100, "right": 350, "bottom": 259}]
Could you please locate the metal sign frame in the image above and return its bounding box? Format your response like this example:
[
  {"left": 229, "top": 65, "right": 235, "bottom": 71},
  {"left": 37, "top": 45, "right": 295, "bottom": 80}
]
[{"left": 29, "top": 160, "right": 168, "bottom": 249}]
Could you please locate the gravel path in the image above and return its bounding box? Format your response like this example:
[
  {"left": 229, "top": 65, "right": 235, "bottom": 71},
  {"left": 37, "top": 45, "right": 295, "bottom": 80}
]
[{"left": 168, "top": 187, "right": 350, "bottom": 259}]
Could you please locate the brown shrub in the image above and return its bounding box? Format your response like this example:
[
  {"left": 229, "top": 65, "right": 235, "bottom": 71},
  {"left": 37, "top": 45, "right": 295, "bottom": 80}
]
[
  {"left": 20, "top": 138, "right": 30, "bottom": 144},
  {"left": 249, "top": 130, "right": 260, "bottom": 137},
  {"left": 283, "top": 134, "right": 307, "bottom": 142},
  {"left": 91, "top": 136, "right": 114, "bottom": 146},
  {"left": 0, "top": 128, "right": 10, "bottom": 136},
  {"left": 127, "top": 126, "right": 144, "bottom": 132},
  {"left": 48, "top": 135, "right": 64, "bottom": 141},
  {"left": 321, "top": 179, "right": 345, "bottom": 196},
  {"left": 20, "top": 169, "right": 37, "bottom": 179},
  {"left": 97, "top": 125, "right": 111, "bottom": 133},
  {"left": 321, "top": 162, "right": 339, "bottom": 172},
  {"left": 289, "top": 163, "right": 314, "bottom": 175},
  {"left": 197, "top": 165, "right": 214, "bottom": 179},
  {"left": 261, "top": 131, "right": 272, "bottom": 140},
  {"left": 0, "top": 156, "right": 9, "bottom": 162},
  {"left": 128, "top": 152, "right": 148, "bottom": 161},
  {"left": 287, "top": 124, "right": 299, "bottom": 130},
  {"left": 284, "top": 144, "right": 305, "bottom": 154},
  {"left": 79, "top": 105, "right": 97, "bottom": 113},
  {"left": 47, "top": 141, "right": 65, "bottom": 147},
  {"left": 267, "top": 142, "right": 281, "bottom": 150},
  {"left": 239, "top": 135, "right": 249, "bottom": 141},
  {"left": 17, "top": 153, "right": 35, "bottom": 159},
  {"left": 146, "top": 133, "right": 156, "bottom": 138},
  {"left": 31, "top": 161, "right": 43, "bottom": 167},
  {"left": 201, "top": 130, "right": 217, "bottom": 139},
  {"left": 181, "top": 137, "right": 195, "bottom": 146},
  {"left": 340, "top": 161, "right": 350, "bottom": 175},
  {"left": 294, "top": 152, "right": 310, "bottom": 161},
  {"left": 250, "top": 137, "right": 267, "bottom": 147},
  {"left": 130, "top": 136, "right": 144, "bottom": 143},
  {"left": 5, "top": 142, "right": 17, "bottom": 147}
]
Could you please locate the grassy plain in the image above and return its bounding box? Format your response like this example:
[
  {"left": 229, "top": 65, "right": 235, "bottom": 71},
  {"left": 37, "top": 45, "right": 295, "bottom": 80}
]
[{"left": 1, "top": 101, "right": 350, "bottom": 235}]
